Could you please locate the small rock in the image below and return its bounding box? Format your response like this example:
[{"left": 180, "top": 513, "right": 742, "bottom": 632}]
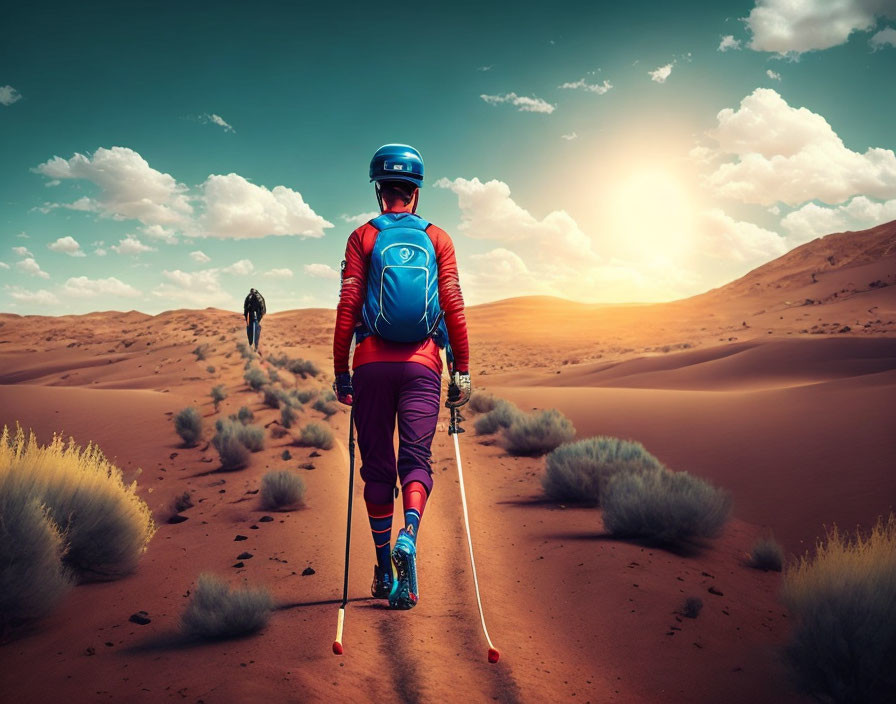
[
  {"left": 301, "top": 567, "right": 315, "bottom": 576},
  {"left": 233, "top": 562, "right": 245, "bottom": 568},
  {"left": 129, "top": 611, "right": 151, "bottom": 625},
  {"left": 169, "top": 452, "right": 178, "bottom": 460},
  {"left": 105, "top": 642, "right": 114, "bottom": 647},
  {"left": 309, "top": 451, "right": 321, "bottom": 458},
  {"left": 85, "top": 646, "right": 95, "bottom": 656},
  {"left": 683, "top": 597, "right": 703, "bottom": 618},
  {"left": 237, "top": 552, "right": 253, "bottom": 560},
  {"left": 250, "top": 525, "right": 259, "bottom": 530},
  {"left": 245, "top": 489, "right": 259, "bottom": 495},
  {"left": 299, "top": 463, "right": 315, "bottom": 470},
  {"left": 259, "top": 516, "right": 274, "bottom": 522},
  {"left": 168, "top": 515, "right": 188, "bottom": 524},
  {"left": 234, "top": 535, "right": 248, "bottom": 541},
  {"left": 708, "top": 586, "right": 724, "bottom": 596}
]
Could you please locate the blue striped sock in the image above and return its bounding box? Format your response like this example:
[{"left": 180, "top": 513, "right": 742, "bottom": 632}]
[
  {"left": 367, "top": 505, "right": 393, "bottom": 570},
  {"left": 405, "top": 508, "right": 421, "bottom": 543}
]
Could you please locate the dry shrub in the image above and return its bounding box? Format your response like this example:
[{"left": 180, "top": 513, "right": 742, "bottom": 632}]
[
  {"left": 0, "top": 425, "right": 155, "bottom": 584},
  {"left": 602, "top": 470, "right": 731, "bottom": 545},
  {"left": 781, "top": 515, "right": 896, "bottom": 704},
  {"left": 473, "top": 400, "right": 522, "bottom": 435},
  {"left": 542, "top": 437, "right": 664, "bottom": 505},
  {"left": 193, "top": 344, "right": 210, "bottom": 361},
  {"left": 236, "top": 406, "right": 254, "bottom": 425},
  {"left": 212, "top": 420, "right": 264, "bottom": 469},
  {"left": 236, "top": 342, "right": 255, "bottom": 360},
  {"left": 287, "top": 358, "right": 319, "bottom": 379},
  {"left": 749, "top": 537, "right": 784, "bottom": 571},
  {"left": 0, "top": 490, "right": 72, "bottom": 624},
  {"left": 180, "top": 573, "right": 273, "bottom": 640},
  {"left": 280, "top": 405, "right": 297, "bottom": 429},
  {"left": 296, "top": 422, "right": 334, "bottom": 450},
  {"left": 260, "top": 470, "right": 305, "bottom": 510},
  {"left": 243, "top": 365, "right": 268, "bottom": 391},
  {"left": 312, "top": 398, "right": 338, "bottom": 417},
  {"left": 292, "top": 389, "right": 316, "bottom": 404},
  {"left": 210, "top": 385, "right": 227, "bottom": 411},
  {"left": 501, "top": 409, "right": 575, "bottom": 456},
  {"left": 468, "top": 392, "right": 497, "bottom": 414},
  {"left": 174, "top": 407, "right": 203, "bottom": 447}
]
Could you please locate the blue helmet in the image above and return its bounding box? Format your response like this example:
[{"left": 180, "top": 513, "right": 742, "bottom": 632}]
[{"left": 369, "top": 144, "right": 424, "bottom": 188}]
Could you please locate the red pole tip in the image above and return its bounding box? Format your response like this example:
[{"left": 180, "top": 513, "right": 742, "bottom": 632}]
[
  {"left": 332, "top": 641, "right": 343, "bottom": 655},
  {"left": 487, "top": 648, "right": 500, "bottom": 663}
]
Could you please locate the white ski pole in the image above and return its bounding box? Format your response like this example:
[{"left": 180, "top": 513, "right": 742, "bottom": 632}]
[{"left": 450, "top": 405, "right": 500, "bottom": 663}]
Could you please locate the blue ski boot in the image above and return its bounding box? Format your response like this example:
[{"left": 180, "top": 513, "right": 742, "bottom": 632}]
[
  {"left": 389, "top": 528, "right": 418, "bottom": 610},
  {"left": 371, "top": 564, "right": 393, "bottom": 599}
]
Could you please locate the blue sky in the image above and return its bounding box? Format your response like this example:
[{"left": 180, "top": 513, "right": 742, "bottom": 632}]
[{"left": 2, "top": 0, "right": 895, "bottom": 314}]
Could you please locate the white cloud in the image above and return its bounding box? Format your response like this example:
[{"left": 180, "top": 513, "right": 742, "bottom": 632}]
[
  {"left": 221, "top": 259, "right": 254, "bottom": 276},
  {"left": 201, "top": 113, "right": 235, "bottom": 132},
  {"left": 190, "top": 250, "right": 211, "bottom": 263},
  {"left": 264, "top": 267, "right": 294, "bottom": 279},
  {"left": 304, "top": 263, "right": 339, "bottom": 280},
  {"left": 32, "top": 146, "right": 333, "bottom": 243},
  {"left": 477, "top": 65, "right": 493, "bottom": 72},
  {"left": 480, "top": 92, "right": 556, "bottom": 114},
  {"left": 16, "top": 232, "right": 29, "bottom": 239},
  {"left": 562, "top": 132, "right": 578, "bottom": 141},
  {"left": 558, "top": 78, "right": 613, "bottom": 94},
  {"left": 47, "top": 236, "right": 86, "bottom": 257},
  {"left": 6, "top": 286, "right": 58, "bottom": 305},
  {"left": 870, "top": 26, "right": 896, "bottom": 49},
  {"left": 94, "top": 248, "right": 107, "bottom": 256},
  {"left": 34, "top": 147, "right": 193, "bottom": 228},
  {"left": 434, "top": 176, "right": 597, "bottom": 267},
  {"left": 140, "top": 224, "right": 178, "bottom": 244},
  {"left": 340, "top": 211, "right": 379, "bottom": 227},
  {"left": 718, "top": 35, "right": 742, "bottom": 51},
  {"left": 200, "top": 173, "right": 333, "bottom": 238},
  {"left": 13, "top": 246, "right": 33, "bottom": 257},
  {"left": 0, "top": 85, "right": 22, "bottom": 106},
  {"left": 62, "top": 276, "right": 141, "bottom": 298},
  {"left": 745, "top": 0, "right": 896, "bottom": 54},
  {"left": 766, "top": 69, "right": 782, "bottom": 80},
  {"left": 649, "top": 63, "right": 673, "bottom": 83},
  {"left": 703, "top": 88, "right": 896, "bottom": 206},
  {"left": 0, "top": 262, "right": 9, "bottom": 269},
  {"left": 780, "top": 196, "right": 896, "bottom": 243},
  {"left": 16, "top": 257, "right": 50, "bottom": 279},
  {"left": 152, "top": 269, "right": 233, "bottom": 307},
  {"left": 698, "top": 209, "right": 788, "bottom": 261},
  {"left": 111, "top": 234, "right": 156, "bottom": 255}
]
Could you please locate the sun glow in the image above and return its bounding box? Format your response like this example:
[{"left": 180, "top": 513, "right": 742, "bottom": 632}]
[{"left": 608, "top": 168, "right": 696, "bottom": 264}]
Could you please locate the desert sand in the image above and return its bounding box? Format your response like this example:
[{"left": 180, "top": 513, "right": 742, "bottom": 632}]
[{"left": 0, "top": 221, "right": 893, "bottom": 703}]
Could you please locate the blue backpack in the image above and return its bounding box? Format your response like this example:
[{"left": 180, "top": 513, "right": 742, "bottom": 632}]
[{"left": 358, "top": 212, "right": 449, "bottom": 348}]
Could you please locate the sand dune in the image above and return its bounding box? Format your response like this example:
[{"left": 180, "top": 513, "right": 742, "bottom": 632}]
[{"left": 1, "top": 221, "right": 894, "bottom": 702}]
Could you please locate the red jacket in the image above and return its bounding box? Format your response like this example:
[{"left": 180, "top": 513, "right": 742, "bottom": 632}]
[{"left": 333, "top": 213, "right": 470, "bottom": 376}]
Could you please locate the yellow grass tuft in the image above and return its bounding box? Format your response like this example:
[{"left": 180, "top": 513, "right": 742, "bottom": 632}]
[
  {"left": 782, "top": 514, "right": 896, "bottom": 703},
  {"left": 0, "top": 424, "right": 156, "bottom": 583}
]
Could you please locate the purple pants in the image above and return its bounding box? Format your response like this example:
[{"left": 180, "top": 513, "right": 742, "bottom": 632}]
[{"left": 353, "top": 361, "right": 441, "bottom": 505}]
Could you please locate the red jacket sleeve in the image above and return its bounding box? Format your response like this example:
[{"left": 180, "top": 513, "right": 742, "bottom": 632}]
[
  {"left": 333, "top": 224, "right": 374, "bottom": 374},
  {"left": 427, "top": 225, "right": 470, "bottom": 372}
]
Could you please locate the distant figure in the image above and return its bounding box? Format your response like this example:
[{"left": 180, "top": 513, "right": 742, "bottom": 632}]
[
  {"left": 332, "top": 144, "right": 471, "bottom": 611},
  {"left": 244, "top": 288, "right": 266, "bottom": 352}
]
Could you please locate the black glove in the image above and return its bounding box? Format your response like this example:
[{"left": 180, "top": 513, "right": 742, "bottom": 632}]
[
  {"left": 333, "top": 372, "right": 353, "bottom": 406},
  {"left": 446, "top": 371, "right": 471, "bottom": 408}
]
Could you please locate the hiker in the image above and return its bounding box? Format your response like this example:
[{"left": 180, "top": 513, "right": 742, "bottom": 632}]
[
  {"left": 332, "top": 144, "right": 471, "bottom": 610},
  {"left": 244, "top": 287, "right": 266, "bottom": 352}
]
